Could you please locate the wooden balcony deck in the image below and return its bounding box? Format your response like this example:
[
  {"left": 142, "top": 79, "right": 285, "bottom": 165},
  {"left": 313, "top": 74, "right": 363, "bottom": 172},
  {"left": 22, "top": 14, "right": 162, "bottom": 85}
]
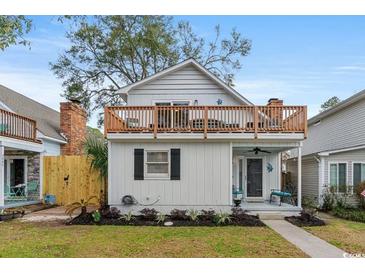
[
  {"left": 0, "top": 108, "right": 39, "bottom": 143},
  {"left": 104, "top": 105, "right": 307, "bottom": 139}
]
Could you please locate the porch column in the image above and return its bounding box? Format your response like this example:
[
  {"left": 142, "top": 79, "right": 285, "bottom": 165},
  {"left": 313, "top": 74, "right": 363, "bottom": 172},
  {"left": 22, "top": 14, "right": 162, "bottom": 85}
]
[
  {"left": 0, "top": 145, "right": 4, "bottom": 207},
  {"left": 39, "top": 152, "right": 44, "bottom": 201},
  {"left": 297, "top": 146, "right": 302, "bottom": 208}
]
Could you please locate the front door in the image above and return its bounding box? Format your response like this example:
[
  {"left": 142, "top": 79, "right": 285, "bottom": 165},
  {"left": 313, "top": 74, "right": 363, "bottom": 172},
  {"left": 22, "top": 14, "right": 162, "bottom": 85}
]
[{"left": 246, "top": 158, "right": 263, "bottom": 198}]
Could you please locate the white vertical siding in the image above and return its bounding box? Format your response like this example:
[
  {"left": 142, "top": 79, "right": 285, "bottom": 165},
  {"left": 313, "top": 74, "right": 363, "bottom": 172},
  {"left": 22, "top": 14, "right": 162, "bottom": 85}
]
[
  {"left": 127, "top": 64, "right": 243, "bottom": 106},
  {"left": 109, "top": 141, "right": 231, "bottom": 209}
]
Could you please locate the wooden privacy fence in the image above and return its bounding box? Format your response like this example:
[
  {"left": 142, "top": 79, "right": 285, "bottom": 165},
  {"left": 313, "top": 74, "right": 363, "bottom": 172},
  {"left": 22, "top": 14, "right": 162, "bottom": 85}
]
[{"left": 43, "top": 156, "right": 104, "bottom": 205}]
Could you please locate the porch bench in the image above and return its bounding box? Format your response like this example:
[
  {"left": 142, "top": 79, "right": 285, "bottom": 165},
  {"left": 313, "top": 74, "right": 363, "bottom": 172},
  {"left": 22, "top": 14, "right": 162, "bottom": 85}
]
[{"left": 270, "top": 189, "right": 294, "bottom": 206}]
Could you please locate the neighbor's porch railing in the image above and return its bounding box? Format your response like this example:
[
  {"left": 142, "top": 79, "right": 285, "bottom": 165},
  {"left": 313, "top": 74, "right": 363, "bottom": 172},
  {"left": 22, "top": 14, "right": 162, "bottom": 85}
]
[
  {"left": 0, "top": 108, "right": 39, "bottom": 142},
  {"left": 104, "top": 105, "right": 307, "bottom": 138}
]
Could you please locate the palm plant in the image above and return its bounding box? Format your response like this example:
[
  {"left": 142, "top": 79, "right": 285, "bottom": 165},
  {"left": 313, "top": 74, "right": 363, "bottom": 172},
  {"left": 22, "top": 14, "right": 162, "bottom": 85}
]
[
  {"left": 83, "top": 136, "right": 108, "bottom": 205},
  {"left": 65, "top": 196, "right": 99, "bottom": 217}
]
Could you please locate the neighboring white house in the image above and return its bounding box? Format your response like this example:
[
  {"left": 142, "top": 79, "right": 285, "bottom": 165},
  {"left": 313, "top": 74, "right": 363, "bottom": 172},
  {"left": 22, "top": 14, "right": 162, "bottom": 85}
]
[
  {"left": 0, "top": 85, "right": 87, "bottom": 208},
  {"left": 105, "top": 59, "right": 307, "bottom": 213},
  {"left": 287, "top": 89, "right": 365, "bottom": 205}
]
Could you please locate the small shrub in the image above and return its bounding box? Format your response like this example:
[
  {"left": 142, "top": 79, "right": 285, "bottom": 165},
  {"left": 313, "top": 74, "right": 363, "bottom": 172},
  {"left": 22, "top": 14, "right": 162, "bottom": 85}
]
[
  {"left": 170, "top": 209, "right": 188, "bottom": 220},
  {"left": 332, "top": 207, "right": 365, "bottom": 223},
  {"left": 355, "top": 181, "right": 365, "bottom": 209},
  {"left": 120, "top": 211, "right": 134, "bottom": 222},
  {"left": 335, "top": 196, "right": 351, "bottom": 209},
  {"left": 140, "top": 208, "right": 158, "bottom": 220},
  {"left": 231, "top": 207, "right": 245, "bottom": 217},
  {"left": 91, "top": 210, "right": 101, "bottom": 223},
  {"left": 214, "top": 211, "right": 232, "bottom": 225},
  {"left": 187, "top": 209, "right": 199, "bottom": 222},
  {"left": 101, "top": 207, "right": 121, "bottom": 219},
  {"left": 321, "top": 191, "right": 335, "bottom": 211},
  {"left": 200, "top": 209, "right": 216, "bottom": 221},
  {"left": 302, "top": 197, "right": 318, "bottom": 216},
  {"left": 156, "top": 213, "right": 167, "bottom": 224}
]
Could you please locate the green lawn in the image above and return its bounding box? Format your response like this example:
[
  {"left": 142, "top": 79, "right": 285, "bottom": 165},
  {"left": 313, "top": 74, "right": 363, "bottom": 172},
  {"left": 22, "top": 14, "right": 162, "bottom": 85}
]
[
  {"left": 0, "top": 220, "right": 306, "bottom": 258},
  {"left": 304, "top": 214, "right": 365, "bottom": 254}
]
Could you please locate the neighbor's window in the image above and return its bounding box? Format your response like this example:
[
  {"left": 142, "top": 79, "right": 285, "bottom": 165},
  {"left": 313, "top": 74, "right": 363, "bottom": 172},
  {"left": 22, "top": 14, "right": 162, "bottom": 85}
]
[
  {"left": 329, "top": 163, "right": 347, "bottom": 193},
  {"left": 353, "top": 163, "right": 365, "bottom": 190},
  {"left": 145, "top": 151, "right": 169, "bottom": 178}
]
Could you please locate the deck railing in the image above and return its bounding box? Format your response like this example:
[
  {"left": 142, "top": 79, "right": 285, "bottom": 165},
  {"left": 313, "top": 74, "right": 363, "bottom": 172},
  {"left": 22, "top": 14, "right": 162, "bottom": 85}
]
[
  {"left": 104, "top": 105, "right": 307, "bottom": 138},
  {"left": 0, "top": 108, "right": 39, "bottom": 142}
]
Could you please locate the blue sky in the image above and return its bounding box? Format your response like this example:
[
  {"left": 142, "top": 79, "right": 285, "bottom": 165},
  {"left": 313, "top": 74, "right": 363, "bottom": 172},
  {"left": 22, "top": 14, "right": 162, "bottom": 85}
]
[{"left": 1, "top": 16, "right": 365, "bottom": 128}]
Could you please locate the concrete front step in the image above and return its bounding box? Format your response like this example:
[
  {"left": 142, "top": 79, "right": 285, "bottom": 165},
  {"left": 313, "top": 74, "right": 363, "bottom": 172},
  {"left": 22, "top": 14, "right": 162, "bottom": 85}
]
[
  {"left": 256, "top": 211, "right": 300, "bottom": 220},
  {"left": 258, "top": 213, "right": 285, "bottom": 220}
]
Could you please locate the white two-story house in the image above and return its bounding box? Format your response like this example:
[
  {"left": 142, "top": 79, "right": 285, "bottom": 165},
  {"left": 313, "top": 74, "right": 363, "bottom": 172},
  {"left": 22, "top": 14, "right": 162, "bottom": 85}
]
[{"left": 104, "top": 59, "right": 307, "bottom": 213}]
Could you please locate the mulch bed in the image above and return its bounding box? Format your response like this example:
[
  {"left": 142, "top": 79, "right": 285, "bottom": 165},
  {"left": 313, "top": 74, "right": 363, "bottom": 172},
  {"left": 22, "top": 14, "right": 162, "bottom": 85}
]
[
  {"left": 285, "top": 212, "right": 325, "bottom": 227},
  {"left": 68, "top": 212, "right": 265, "bottom": 227}
]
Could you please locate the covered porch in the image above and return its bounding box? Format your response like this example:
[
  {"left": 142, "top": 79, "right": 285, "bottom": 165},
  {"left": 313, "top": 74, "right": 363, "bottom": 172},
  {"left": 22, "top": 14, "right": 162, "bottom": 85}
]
[
  {"left": 0, "top": 136, "right": 44, "bottom": 209},
  {"left": 232, "top": 141, "right": 303, "bottom": 210}
]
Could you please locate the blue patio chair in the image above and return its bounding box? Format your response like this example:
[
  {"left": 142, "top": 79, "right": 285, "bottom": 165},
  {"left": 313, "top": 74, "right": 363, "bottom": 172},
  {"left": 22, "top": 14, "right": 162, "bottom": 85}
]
[
  {"left": 270, "top": 189, "right": 295, "bottom": 206},
  {"left": 26, "top": 180, "right": 39, "bottom": 200}
]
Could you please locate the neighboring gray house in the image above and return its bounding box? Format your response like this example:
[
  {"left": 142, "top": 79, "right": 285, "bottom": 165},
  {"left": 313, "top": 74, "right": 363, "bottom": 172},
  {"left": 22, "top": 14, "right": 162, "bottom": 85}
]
[
  {"left": 104, "top": 59, "right": 308, "bottom": 213},
  {"left": 287, "top": 89, "right": 365, "bottom": 205},
  {"left": 0, "top": 85, "right": 87, "bottom": 208}
]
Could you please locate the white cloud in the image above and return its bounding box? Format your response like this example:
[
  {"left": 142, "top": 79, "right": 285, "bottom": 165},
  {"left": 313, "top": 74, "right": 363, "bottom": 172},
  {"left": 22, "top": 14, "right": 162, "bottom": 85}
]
[{"left": 334, "top": 65, "right": 365, "bottom": 71}]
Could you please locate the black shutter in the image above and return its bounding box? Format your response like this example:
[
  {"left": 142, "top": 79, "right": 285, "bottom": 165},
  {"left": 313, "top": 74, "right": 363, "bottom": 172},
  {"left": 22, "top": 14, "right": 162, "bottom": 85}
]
[
  {"left": 134, "top": 149, "right": 144, "bottom": 180},
  {"left": 170, "top": 148, "right": 181, "bottom": 180}
]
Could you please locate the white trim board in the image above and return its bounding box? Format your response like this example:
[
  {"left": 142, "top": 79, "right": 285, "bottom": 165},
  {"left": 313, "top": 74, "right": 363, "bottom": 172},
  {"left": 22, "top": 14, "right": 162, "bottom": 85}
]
[
  {"left": 0, "top": 137, "right": 44, "bottom": 152},
  {"left": 318, "top": 144, "right": 365, "bottom": 156},
  {"left": 107, "top": 132, "right": 305, "bottom": 142}
]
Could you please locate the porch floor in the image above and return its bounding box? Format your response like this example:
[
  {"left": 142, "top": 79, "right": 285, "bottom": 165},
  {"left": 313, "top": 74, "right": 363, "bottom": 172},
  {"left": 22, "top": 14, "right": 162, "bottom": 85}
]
[
  {"left": 241, "top": 201, "right": 301, "bottom": 213},
  {"left": 2, "top": 200, "right": 40, "bottom": 209}
]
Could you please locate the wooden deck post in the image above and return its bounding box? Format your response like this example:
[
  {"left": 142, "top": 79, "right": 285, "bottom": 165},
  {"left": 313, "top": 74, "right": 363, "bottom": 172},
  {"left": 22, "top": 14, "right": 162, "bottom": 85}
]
[
  {"left": 204, "top": 106, "right": 208, "bottom": 139},
  {"left": 304, "top": 106, "right": 308, "bottom": 139},
  {"left": 153, "top": 106, "right": 158, "bottom": 139},
  {"left": 104, "top": 107, "right": 108, "bottom": 137},
  {"left": 254, "top": 106, "right": 258, "bottom": 138}
]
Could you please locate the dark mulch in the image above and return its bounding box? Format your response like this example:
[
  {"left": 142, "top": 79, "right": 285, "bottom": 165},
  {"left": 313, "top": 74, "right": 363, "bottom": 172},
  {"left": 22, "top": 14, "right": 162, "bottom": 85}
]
[
  {"left": 67, "top": 212, "right": 265, "bottom": 227},
  {"left": 285, "top": 212, "right": 325, "bottom": 227}
]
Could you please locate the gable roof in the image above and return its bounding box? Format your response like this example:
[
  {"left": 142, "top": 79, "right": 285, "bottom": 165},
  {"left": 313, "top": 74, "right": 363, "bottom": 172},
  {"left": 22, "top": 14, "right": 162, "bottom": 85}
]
[
  {"left": 308, "top": 89, "right": 365, "bottom": 126},
  {"left": 118, "top": 58, "right": 252, "bottom": 105},
  {"left": 0, "top": 84, "right": 66, "bottom": 142}
]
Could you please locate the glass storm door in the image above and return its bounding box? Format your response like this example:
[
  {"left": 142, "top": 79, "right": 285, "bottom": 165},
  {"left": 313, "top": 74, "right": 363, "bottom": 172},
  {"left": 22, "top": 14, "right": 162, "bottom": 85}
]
[{"left": 246, "top": 158, "right": 263, "bottom": 198}]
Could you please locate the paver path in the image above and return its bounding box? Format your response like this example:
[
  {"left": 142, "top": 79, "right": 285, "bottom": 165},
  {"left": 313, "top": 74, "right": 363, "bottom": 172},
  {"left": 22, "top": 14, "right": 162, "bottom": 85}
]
[{"left": 263, "top": 220, "right": 345, "bottom": 258}]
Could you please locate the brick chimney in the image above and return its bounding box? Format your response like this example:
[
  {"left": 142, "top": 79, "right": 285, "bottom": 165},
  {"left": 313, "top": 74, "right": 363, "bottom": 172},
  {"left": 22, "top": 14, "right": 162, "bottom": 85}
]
[
  {"left": 267, "top": 98, "right": 284, "bottom": 124},
  {"left": 267, "top": 98, "right": 283, "bottom": 106},
  {"left": 60, "top": 99, "right": 87, "bottom": 155}
]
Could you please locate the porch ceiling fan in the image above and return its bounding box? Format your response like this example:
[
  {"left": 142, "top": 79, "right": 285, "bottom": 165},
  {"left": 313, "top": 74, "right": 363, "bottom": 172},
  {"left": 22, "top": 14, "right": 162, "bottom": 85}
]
[{"left": 245, "top": 147, "right": 272, "bottom": 155}]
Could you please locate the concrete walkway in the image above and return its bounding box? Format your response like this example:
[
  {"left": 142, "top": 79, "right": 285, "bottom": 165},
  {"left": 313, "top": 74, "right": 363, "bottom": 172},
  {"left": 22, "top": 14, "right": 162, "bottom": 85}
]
[{"left": 263, "top": 220, "right": 345, "bottom": 258}]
